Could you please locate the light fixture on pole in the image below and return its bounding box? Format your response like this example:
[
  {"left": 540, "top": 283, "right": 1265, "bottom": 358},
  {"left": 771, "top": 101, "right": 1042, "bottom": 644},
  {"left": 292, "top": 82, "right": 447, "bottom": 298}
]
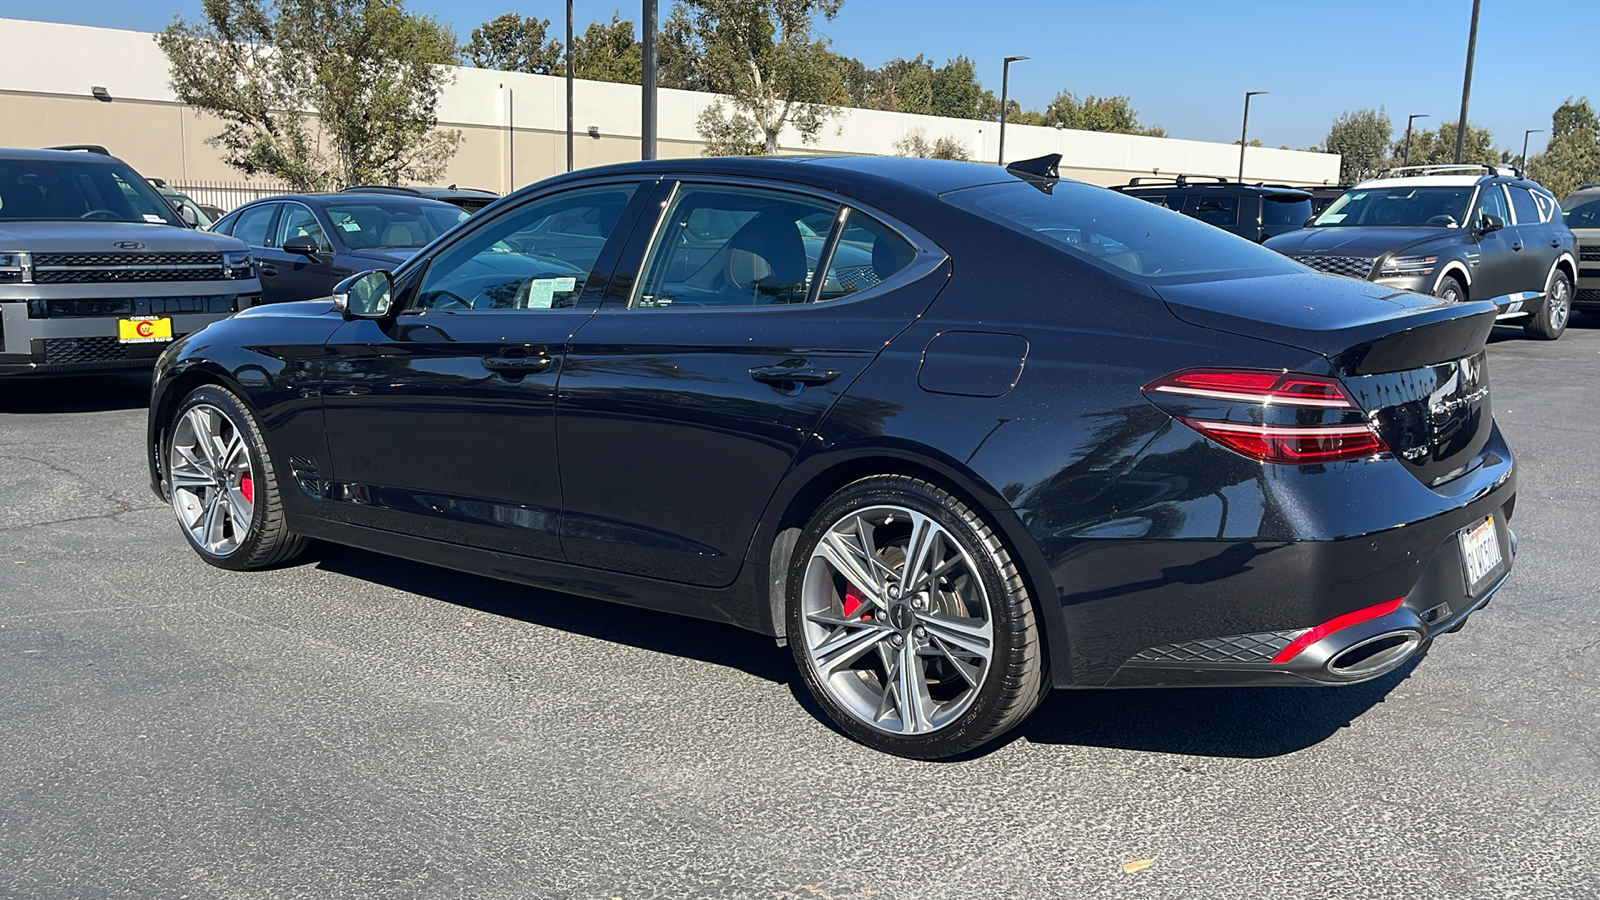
[
  {"left": 1521, "top": 129, "right": 1543, "bottom": 172},
  {"left": 998, "top": 55, "right": 1028, "bottom": 166},
  {"left": 1238, "top": 90, "right": 1267, "bottom": 183},
  {"left": 1402, "top": 113, "right": 1429, "bottom": 167}
]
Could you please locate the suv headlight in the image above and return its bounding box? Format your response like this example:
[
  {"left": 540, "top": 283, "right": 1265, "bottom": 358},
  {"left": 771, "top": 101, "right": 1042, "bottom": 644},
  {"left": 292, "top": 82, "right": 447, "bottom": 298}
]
[
  {"left": 1380, "top": 254, "right": 1437, "bottom": 277},
  {"left": 223, "top": 250, "right": 254, "bottom": 278},
  {"left": 0, "top": 251, "right": 31, "bottom": 284}
]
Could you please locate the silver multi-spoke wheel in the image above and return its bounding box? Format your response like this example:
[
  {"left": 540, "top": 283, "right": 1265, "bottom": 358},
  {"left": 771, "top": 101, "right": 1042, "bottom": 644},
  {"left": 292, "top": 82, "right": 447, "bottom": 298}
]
[
  {"left": 1548, "top": 276, "right": 1571, "bottom": 332},
  {"left": 1526, "top": 270, "right": 1572, "bottom": 340},
  {"left": 799, "top": 504, "right": 994, "bottom": 736},
  {"left": 169, "top": 403, "right": 255, "bottom": 557}
]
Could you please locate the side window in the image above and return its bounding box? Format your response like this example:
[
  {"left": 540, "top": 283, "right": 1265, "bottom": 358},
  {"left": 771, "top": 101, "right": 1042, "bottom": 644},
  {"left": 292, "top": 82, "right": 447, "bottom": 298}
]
[
  {"left": 211, "top": 211, "right": 238, "bottom": 236},
  {"left": 1532, "top": 191, "right": 1557, "bottom": 223},
  {"left": 816, "top": 210, "right": 915, "bottom": 302},
  {"left": 231, "top": 204, "right": 278, "bottom": 248},
  {"left": 1476, "top": 185, "right": 1510, "bottom": 224},
  {"left": 1191, "top": 195, "right": 1240, "bottom": 227},
  {"left": 276, "top": 203, "right": 331, "bottom": 251},
  {"left": 633, "top": 185, "right": 839, "bottom": 309},
  {"left": 411, "top": 183, "right": 637, "bottom": 312},
  {"left": 1507, "top": 186, "right": 1541, "bottom": 226}
]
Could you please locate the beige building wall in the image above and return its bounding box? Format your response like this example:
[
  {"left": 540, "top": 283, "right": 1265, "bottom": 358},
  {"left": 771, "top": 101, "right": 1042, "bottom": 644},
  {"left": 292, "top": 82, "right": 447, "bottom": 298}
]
[{"left": 1, "top": 16, "right": 1343, "bottom": 200}]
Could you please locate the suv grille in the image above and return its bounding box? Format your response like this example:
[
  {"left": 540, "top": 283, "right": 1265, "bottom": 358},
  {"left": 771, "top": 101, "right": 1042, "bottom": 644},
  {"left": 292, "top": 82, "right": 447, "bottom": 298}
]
[
  {"left": 1580, "top": 247, "right": 1600, "bottom": 263},
  {"left": 31, "top": 252, "right": 227, "bottom": 284},
  {"left": 42, "top": 336, "right": 129, "bottom": 364},
  {"left": 1292, "top": 255, "right": 1375, "bottom": 279},
  {"left": 1577, "top": 289, "right": 1600, "bottom": 304}
]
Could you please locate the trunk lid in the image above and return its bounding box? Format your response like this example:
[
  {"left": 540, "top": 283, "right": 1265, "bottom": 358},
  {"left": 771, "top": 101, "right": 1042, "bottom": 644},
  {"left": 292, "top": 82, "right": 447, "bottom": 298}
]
[{"left": 1157, "top": 272, "right": 1499, "bottom": 487}]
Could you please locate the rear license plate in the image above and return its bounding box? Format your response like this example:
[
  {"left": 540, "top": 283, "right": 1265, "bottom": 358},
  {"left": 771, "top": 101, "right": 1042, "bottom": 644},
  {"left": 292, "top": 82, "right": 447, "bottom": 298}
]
[
  {"left": 1459, "top": 515, "right": 1503, "bottom": 593},
  {"left": 118, "top": 316, "right": 173, "bottom": 344}
]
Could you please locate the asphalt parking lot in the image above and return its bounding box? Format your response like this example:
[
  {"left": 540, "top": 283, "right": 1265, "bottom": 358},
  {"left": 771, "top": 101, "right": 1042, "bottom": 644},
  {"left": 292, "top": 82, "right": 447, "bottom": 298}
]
[{"left": 2, "top": 320, "right": 1598, "bottom": 899}]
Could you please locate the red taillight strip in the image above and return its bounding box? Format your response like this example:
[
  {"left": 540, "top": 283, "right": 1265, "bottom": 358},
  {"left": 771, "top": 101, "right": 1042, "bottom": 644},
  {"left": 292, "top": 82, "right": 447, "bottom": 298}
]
[
  {"left": 1187, "top": 421, "right": 1381, "bottom": 439},
  {"left": 1145, "top": 384, "right": 1354, "bottom": 408},
  {"left": 1272, "top": 597, "right": 1405, "bottom": 664}
]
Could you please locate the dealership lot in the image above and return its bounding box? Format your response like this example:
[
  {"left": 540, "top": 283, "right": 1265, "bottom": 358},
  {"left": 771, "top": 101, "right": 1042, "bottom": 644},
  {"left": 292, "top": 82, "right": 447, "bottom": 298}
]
[{"left": 2, "top": 323, "right": 1597, "bottom": 898}]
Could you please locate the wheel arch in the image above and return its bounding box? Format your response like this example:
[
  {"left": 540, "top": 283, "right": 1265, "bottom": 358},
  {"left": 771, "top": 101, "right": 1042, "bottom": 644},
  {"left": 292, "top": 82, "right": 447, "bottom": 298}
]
[
  {"left": 1551, "top": 251, "right": 1577, "bottom": 287},
  {"left": 1433, "top": 260, "right": 1472, "bottom": 294},
  {"left": 753, "top": 443, "right": 1069, "bottom": 685}
]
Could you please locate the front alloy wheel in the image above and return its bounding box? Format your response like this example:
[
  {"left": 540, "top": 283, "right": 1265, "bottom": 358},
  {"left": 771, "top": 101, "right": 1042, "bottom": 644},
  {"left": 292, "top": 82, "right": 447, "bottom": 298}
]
[
  {"left": 789, "top": 476, "right": 1044, "bottom": 758},
  {"left": 1524, "top": 269, "right": 1571, "bottom": 340}
]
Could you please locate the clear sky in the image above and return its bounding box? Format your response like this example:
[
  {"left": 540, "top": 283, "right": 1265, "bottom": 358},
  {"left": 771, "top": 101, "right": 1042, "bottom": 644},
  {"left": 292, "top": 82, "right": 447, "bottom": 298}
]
[{"left": 6, "top": 0, "right": 1594, "bottom": 156}]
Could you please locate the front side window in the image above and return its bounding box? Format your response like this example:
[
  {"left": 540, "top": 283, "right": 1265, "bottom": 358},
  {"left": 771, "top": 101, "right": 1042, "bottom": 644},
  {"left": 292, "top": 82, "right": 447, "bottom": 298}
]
[
  {"left": 231, "top": 204, "right": 279, "bottom": 248},
  {"left": 1314, "top": 185, "right": 1476, "bottom": 228},
  {"left": 0, "top": 158, "right": 180, "bottom": 225},
  {"left": 943, "top": 180, "right": 1300, "bottom": 284},
  {"left": 633, "top": 185, "right": 839, "bottom": 308},
  {"left": 411, "top": 184, "right": 637, "bottom": 312},
  {"left": 276, "top": 203, "right": 331, "bottom": 252},
  {"left": 1507, "top": 186, "right": 1541, "bottom": 226}
]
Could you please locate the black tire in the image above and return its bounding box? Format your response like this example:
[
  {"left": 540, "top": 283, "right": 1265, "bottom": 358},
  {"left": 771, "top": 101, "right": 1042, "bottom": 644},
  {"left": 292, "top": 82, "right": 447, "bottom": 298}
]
[
  {"left": 1434, "top": 275, "right": 1467, "bottom": 303},
  {"left": 786, "top": 475, "right": 1045, "bottom": 759},
  {"left": 166, "top": 384, "right": 307, "bottom": 570},
  {"left": 1523, "top": 269, "right": 1572, "bottom": 341}
]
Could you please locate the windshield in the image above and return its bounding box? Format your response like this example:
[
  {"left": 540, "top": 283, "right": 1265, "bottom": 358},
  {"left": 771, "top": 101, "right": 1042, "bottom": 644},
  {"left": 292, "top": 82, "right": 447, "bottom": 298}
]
[
  {"left": 1313, "top": 186, "right": 1475, "bottom": 228},
  {"left": 943, "top": 180, "right": 1300, "bottom": 284},
  {"left": 0, "top": 157, "right": 181, "bottom": 226},
  {"left": 1560, "top": 194, "right": 1600, "bottom": 228},
  {"left": 323, "top": 199, "right": 471, "bottom": 249}
]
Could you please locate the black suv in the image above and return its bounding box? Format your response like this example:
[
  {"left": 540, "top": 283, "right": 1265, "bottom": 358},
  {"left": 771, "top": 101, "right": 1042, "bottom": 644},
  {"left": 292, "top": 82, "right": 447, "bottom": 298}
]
[
  {"left": 1266, "top": 165, "right": 1578, "bottom": 340},
  {"left": 340, "top": 184, "right": 498, "bottom": 213},
  {"left": 1112, "top": 175, "right": 1313, "bottom": 243}
]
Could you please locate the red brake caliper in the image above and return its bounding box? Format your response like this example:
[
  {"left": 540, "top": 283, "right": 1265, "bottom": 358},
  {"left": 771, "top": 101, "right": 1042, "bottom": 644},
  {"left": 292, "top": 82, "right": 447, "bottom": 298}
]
[
  {"left": 841, "top": 584, "right": 872, "bottom": 621},
  {"left": 239, "top": 474, "right": 254, "bottom": 504}
]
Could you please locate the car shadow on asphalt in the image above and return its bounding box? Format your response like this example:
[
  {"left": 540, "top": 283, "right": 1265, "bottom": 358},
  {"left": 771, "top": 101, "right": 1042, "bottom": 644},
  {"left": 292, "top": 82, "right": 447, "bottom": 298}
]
[
  {"left": 304, "top": 542, "right": 795, "bottom": 685},
  {"left": 0, "top": 372, "right": 152, "bottom": 413}
]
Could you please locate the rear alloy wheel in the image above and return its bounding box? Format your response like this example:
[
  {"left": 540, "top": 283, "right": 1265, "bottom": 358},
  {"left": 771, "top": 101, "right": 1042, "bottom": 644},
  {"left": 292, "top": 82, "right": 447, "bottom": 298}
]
[
  {"left": 788, "top": 476, "right": 1044, "bottom": 759},
  {"left": 1434, "top": 275, "right": 1466, "bottom": 303},
  {"left": 1524, "top": 269, "right": 1572, "bottom": 340},
  {"left": 167, "top": 385, "right": 306, "bottom": 570}
]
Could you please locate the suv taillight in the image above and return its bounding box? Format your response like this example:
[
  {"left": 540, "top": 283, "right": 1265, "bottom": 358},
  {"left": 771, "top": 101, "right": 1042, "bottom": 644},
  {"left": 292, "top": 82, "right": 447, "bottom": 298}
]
[{"left": 1142, "top": 368, "right": 1388, "bottom": 465}]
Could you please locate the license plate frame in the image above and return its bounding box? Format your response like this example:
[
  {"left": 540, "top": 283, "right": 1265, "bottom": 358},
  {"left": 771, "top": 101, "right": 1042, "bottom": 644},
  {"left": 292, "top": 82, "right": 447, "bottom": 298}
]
[
  {"left": 1458, "top": 515, "right": 1503, "bottom": 595},
  {"left": 118, "top": 316, "right": 173, "bottom": 344}
]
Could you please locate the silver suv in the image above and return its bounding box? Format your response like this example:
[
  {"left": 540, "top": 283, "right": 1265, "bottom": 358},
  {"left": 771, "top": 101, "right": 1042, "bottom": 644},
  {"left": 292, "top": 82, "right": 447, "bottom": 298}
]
[{"left": 0, "top": 147, "right": 260, "bottom": 376}]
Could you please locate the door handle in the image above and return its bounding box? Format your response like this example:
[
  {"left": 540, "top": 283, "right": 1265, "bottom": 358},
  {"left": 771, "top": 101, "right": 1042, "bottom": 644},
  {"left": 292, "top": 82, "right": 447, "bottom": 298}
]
[
  {"left": 1551, "top": 239, "right": 1562, "bottom": 248},
  {"left": 259, "top": 266, "right": 278, "bottom": 277},
  {"left": 750, "top": 362, "right": 840, "bottom": 386},
  {"left": 1511, "top": 242, "right": 1523, "bottom": 251},
  {"left": 482, "top": 355, "right": 554, "bottom": 373}
]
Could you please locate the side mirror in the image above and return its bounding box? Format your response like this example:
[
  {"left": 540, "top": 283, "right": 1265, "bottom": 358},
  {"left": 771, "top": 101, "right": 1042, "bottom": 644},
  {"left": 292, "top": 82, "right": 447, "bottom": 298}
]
[
  {"left": 332, "top": 270, "right": 393, "bottom": 319},
  {"left": 178, "top": 205, "right": 199, "bottom": 228},
  {"left": 283, "top": 235, "right": 320, "bottom": 257},
  {"left": 1476, "top": 213, "right": 1505, "bottom": 234},
  {"left": 1304, "top": 215, "right": 1318, "bottom": 228}
]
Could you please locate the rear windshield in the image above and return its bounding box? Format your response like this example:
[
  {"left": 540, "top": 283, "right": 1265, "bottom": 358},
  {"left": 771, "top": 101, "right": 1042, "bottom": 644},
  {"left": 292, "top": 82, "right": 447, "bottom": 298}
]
[
  {"left": 1313, "top": 186, "right": 1474, "bottom": 228},
  {"left": 943, "top": 180, "right": 1300, "bottom": 284},
  {"left": 1561, "top": 194, "right": 1600, "bottom": 228},
  {"left": 0, "top": 157, "right": 181, "bottom": 226},
  {"left": 1262, "top": 195, "right": 1313, "bottom": 229},
  {"left": 322, "top": 199, "right": 470, "bottom": 249}
]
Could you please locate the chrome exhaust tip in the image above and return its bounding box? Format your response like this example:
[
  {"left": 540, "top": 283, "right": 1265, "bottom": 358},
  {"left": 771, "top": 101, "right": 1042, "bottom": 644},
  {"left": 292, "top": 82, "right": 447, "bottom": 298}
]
[{"left": 1325, "top": 631, "right": 1423, "bottom": 679}]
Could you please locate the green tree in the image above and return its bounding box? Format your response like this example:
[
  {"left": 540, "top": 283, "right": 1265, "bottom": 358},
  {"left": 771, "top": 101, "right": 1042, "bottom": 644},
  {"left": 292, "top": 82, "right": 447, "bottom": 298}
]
[
  {"left": 571, "top": 13, "right": 642, "bottom": 84},
  {"left": 865, "top": 56, "right": 935, "bottom": 115},
  {"left": 1035, "top": 90, "right": 1165, "bottom": 136},
  {"left": 1323, "top": 108, "right": 1392, "bottom": 182},
  {"left": 1389, "top": 121, "right": 1499, "bottom": 168},
  {"left": 461, "top": 12, "right": 561, "bottom": 74},
  {"left": 157, "top": 0, "right": 460, "bottom": 191},
  {"left": 928, "top": 56, "right": 985, "bottom": 120},
  {"left": 893, "top": 129, "right": 970, "bottom": 160},
  {"left": 676, "top": 0, "right": 846, "bottom": 155},
  {"left": 1528, "top": 97, "right": 1600, "bottom": 198}
]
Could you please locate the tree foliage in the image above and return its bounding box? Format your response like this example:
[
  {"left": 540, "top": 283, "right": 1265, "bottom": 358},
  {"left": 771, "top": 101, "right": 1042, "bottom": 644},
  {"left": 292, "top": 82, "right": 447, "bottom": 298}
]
[
  {"left": 893, "top": 129, "right": 970, "bottom": 160},
  {"left": 572, "top": 13, "right": 643, "bottom": 84},
  {"left": 1389, "top": 121, "right": 1499, "bottom": 169},
  {"left": 1528, "top": 97, "right": 1600, "bottom": 198},
  {"left": 1030, "top": 91, "right": 1165, "bottom": 136},
  {"left": 157, "top": 0, "right": 460, "bottom": 191},
  {"left": 1324, "top": 108, "right": 1392, "bottom": 182},
  {"left": 461, "top": 13, "right": 561, "bottom": 74},
  {"left": 674, "top": 0, "right": 845, "bottom": 155}
]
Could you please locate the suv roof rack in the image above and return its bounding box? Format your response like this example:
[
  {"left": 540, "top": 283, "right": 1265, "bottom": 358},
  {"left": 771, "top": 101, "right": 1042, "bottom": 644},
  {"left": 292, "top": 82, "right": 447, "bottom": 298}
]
[
  {"left": 46, "top": 144, "right": 111, "bottom": 156},
  {"left": 1121, "top": 174, "right": 1231, "bottom": 188},
  {"left": 1376, "top": 163, "right": 1518, "bottom": 179}
]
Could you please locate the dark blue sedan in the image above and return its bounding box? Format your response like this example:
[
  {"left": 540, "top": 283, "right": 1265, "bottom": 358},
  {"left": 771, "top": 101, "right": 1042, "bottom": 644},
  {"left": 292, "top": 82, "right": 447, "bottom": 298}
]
[{"left": 208, "top": 193, "right": 470, "bottom": 304}]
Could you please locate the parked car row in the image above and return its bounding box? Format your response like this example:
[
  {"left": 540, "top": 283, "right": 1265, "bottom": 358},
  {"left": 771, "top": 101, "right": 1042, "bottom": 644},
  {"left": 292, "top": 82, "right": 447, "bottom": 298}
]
[{"left": 1121, "top": 164, "right": 1581, "bottom": 340}]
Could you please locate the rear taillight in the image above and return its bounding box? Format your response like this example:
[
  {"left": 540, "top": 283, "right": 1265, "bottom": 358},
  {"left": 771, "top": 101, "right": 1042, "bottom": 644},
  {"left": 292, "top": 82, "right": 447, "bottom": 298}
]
[{"left": 1143, "top": 368, "right": 1388, "bottom": 465}]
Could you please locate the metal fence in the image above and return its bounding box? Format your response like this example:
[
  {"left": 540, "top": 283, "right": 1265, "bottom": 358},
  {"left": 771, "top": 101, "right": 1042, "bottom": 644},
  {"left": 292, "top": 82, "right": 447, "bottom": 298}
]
[{"left": 163, "top": 179, "right": 293, "bottom": 214}]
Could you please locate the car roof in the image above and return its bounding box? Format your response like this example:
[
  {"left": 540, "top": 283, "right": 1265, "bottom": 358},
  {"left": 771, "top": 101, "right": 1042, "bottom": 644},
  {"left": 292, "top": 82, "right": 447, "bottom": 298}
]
[
  {"left": 0, "top": 147, "right": 124, "bottom": 164},
  {"left": 235, "top": 193, "right": 465, "bottom": 208},
  {"left": 1115, "top": 179, "right": 1311, "bottom": 198},
  {"left": 344, "top": 184, "right": 499, "bottom": 198},
  {"left": 522, "top": 155, "right": 1021, "bottom": 200}
]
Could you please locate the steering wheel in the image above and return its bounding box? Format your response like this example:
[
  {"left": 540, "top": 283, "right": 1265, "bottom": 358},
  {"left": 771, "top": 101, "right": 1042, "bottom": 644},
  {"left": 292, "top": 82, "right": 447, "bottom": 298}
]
[
  {"left": 1426, "top": 214, "right": 1458, "bottom": 226},
  {"left": 80, "top": 209, "right": 121, "bottom": 220}
]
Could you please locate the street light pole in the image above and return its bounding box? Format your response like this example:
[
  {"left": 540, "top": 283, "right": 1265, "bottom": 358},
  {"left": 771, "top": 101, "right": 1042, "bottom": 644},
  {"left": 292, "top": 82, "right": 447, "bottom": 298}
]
[
  {"left": 1521, "top": 129, "right": 1543, "bottom": 172},
  {"left": 641, "top": 0, "right": 658, "bottom": 161},
  {"left": 1238, "top": 90, "right": 1267, "bottom": 183},
  {"left": 1403, "top": 113, "right": 1429, "bottom": 167},
  {"left": 565, "top": 0, "right": 574, "bottom": 173},
  {"left": 998, "top": 55, "right": 1028, "bottom": 166},
  {"left": 1454, "top": 0, "right": 1482, "bottom": 164}
]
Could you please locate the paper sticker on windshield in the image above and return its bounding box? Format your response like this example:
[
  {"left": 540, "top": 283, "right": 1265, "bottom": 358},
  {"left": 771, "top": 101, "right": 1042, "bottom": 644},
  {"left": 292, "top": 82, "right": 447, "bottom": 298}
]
[
  {"left": 523, "top": 280, "right": 555, "bottom": 309},
  {"left": 340, "top": 222, "right": 361, "bottom": 232},
  {"left": 551, "top": 277, "right": 576, "bottom": 292},
  {"left": 143, "top": 214, "right": 166, "bottom": 223}
]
